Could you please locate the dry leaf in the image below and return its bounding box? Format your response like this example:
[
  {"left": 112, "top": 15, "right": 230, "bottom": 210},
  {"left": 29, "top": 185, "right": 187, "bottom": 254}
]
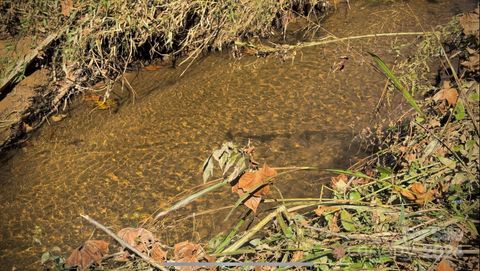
[
  {"left": 291, "top": 251, "right": 304, "bottom": 262},
  {"left": 144, "top": 64, "right": 162, "bottom": 71},
  {"left": 437, "top": 258, "right": 454, "bottom": 271},
  {"left": 461, "top": 49, "right": 479, "bottom": 72},
  {"left": 232, "top": 164, "right": 277, "bottom": 213},
  {"left": 433, "top": 81, "right": 459, "bottom": 106},
  {"left": 411, "top": 182, "right": 426, "bottom": 195},
  {"left": 243, "top": 193, "right": 262, "bottom": 213},
  {"left": 174, "top": 241, "right": 203, "bottom": 271},
  {"left": 51, "top": 114, "right": 67, "bottom": 122},
  {"left": 332, "top": 246, "right": 346, "bottom": 259},
  {"left": 65, "top": 240, "right": 109, "bottom": 270},
  {"left": 399, "top": 188, "right": 416, "bottom": 201},
  {"left": 150, "top": 243, "right": 167, "bottom": 262},
  {"left": 399, "top": 182, "right": 437, "bottom": 205},
  {"left": 117, "top": 227, "right": 155, "bottom": 253},
  {"left": 328, "top": 214, "right": 340, "bottom": 233},
  {"left": 458, "top": 8, "right": 479, "bottom": 37},
  {"left": 61, "top": 0, "right": 73, "bottom": 17},
  {"left": 314, "top": 206, "right": 339, "bottom": 217},
  {"left": 429, "top": 119, "right": 441, "bottom": 128},
  {"left": 331, "top": 174, "right": 348, "bottom": 192}
]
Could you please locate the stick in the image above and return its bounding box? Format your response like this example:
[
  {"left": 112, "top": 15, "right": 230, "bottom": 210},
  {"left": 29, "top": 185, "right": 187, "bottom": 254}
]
[
  {"left": 299, "top": 32, "right": 432, "bottom": 48},
  {"left": 80, "top": 214, "right": 169, "bottom": 271}
]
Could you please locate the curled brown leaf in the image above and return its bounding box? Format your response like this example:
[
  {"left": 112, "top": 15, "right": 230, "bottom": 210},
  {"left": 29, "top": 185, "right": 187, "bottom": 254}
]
[
  {"left": 232, "top": 164, "right": 277, "bottom": 213},
  {"left": 433, "top": 81, "right": 459, "bottom": 106},
  {"left": 65, "top": 240, "right": 109, "bottom": 270}
]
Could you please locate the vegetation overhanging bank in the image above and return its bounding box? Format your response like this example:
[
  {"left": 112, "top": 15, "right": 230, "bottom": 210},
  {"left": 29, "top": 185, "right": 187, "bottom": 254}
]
[{"left": 0, "top": 0, "right": 329, "bottom": 151}]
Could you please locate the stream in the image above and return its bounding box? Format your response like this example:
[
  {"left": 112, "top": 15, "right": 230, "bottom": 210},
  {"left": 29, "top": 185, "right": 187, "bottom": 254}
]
[{"left": 0, "top": 0, "right": 477, "bottom": 269}]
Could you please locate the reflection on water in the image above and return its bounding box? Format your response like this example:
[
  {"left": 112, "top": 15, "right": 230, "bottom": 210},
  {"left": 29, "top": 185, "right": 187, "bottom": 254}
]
[{"left": 0, "top": 0, "right": 477, "bottom": 269}]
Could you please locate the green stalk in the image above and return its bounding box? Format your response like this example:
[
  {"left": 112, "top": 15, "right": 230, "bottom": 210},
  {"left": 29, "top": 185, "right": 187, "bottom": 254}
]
[
  {"left": 223, "top": 205, "right": 286, "bottom": 253},
  {"left": 154, "top": 181, "right": 227, "bottom": 220},
  {"left": 214, "top": 217, "right": 246, "bottom": 254},
  {"left": 369, "top": 52, "right": 424, "bottom": 116}
]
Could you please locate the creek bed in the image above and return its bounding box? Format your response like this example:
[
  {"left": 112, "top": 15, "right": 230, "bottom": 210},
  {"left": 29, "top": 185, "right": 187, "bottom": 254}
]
[{"left": 0, "top": 0, "right": 477, "bottom": 269}]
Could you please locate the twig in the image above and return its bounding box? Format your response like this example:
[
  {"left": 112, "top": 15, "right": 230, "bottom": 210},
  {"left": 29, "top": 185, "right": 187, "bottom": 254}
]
[
  {"left": 298, "top": 32, "right": 432, "bottom": 49},
  {"left": 80, "top": 214, "right": 168, "bottom": 271}
]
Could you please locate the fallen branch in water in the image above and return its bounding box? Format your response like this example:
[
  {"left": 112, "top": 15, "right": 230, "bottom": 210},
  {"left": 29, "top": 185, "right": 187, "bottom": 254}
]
[{"left": 234, "top": 31, "right": 433, "bottom": 56}]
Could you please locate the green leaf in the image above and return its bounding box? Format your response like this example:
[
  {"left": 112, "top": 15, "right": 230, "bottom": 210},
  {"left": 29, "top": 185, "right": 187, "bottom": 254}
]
[
  {"left": 41, "top": 252, "right": 50, "bottom": 264},
  {"left": 340, "top": 209, "right": 356, "bottom": 232},
  {"left": 469, "top": 91, "right": 480, "bottom": 102},
  {"left": 437, "top": 156, "right": 456, "bottom": 169},
  {"left": 349, "top": 191, "right": 361, "bottom": 201},
  {"left": 454, "top": 100, "right": 465, "bottom": 121},
  {"left": 369, "top": 52, "right": 423, "bottom": 116},
  {"left": 466, "top": 220, "right": 479, "bottom": 237}
]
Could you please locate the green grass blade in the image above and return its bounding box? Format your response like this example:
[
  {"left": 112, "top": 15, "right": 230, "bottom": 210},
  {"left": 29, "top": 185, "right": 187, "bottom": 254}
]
[
  {"left": 154, "top": 181, "right": 227, "bottom": 220},
  {"left": 369, "top": 52, "right": 424, "bottom": 116}
]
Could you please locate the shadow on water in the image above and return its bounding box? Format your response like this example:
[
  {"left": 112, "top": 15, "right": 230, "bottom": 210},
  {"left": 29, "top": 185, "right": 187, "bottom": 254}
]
[{"left": 0, "top": 0, "right": 477, "bottom": 269}]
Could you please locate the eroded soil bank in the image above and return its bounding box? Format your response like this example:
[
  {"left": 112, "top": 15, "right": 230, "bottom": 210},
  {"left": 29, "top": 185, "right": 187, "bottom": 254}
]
[{"left": 0, "top": 0, "right": 478, "bottom": 270}]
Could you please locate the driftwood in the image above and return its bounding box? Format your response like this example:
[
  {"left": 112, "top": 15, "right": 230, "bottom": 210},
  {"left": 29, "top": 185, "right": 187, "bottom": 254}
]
[
  {"left": 0, "top": 31, "right": 61, "bottom": 96},
  {"left": 80, "top": 214, "right": 169, "bottom": 271}
]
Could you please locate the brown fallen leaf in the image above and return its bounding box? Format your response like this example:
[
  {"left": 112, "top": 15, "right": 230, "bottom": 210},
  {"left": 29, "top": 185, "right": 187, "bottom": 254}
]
[
  {"left": 399, "top": 187, "right": 416, "bottom": 201},
  {"left": 144, "top": 64, "right": 162, "bottom": 71},
  {"left": 232, "top": 164, "right": 277, "bottom": 213},
  {"left": 174, "top": 241, "right": 204, "bottom": 271},
  {"left": 314, "top": 206, "right": 340, "bottom": 217},
  {"left": 65, "top": 240, "right": 109, "bottom": 270},
  {"left": 461, "top": 48, "right": 479, "bottom": 72},
  {"left": 117, "top": 227, "right": 166, "bottom": 262},
  {"left": 328, "top": 213, "right": 341, "bottom": 233},
  {"left": 331, "top": 174, "right": 348, "bottom": 192},
  {"left": 61, "top": 0, "right": 73, "bottom": 17},
  {"left": 437, "top": 258, "right": 454, "bottom": 271},
  {"left": 458, "top": 8, "right": 479, "bottom": 38},
  {"left": 117, "top": 227, "right": 155, "bottom": 253},
  {"left": 332, "top": 246, "right": 346, "bottom": 259},
  {"left": 150, "top": 243, "right": 167, "bottom": 263},
  {"left": 433, "top": 81, "right": 459, "bottom": 106},
  {"left": 291, "top": 251, "right": 304, "bottom": 262},
  {"left": 399, "top": 182, "right": 437, "bottom": 205}
]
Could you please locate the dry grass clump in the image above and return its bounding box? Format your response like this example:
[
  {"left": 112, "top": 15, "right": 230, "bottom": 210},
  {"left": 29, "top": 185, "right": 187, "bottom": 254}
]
[{"left": 2, "top": 0, "right": 326, "bottom": 92}]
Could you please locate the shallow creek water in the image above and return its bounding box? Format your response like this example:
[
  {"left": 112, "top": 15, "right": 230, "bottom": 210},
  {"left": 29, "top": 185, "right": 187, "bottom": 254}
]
[{"left": 0, "top": 0, "right": 477, "bottom": 269}]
